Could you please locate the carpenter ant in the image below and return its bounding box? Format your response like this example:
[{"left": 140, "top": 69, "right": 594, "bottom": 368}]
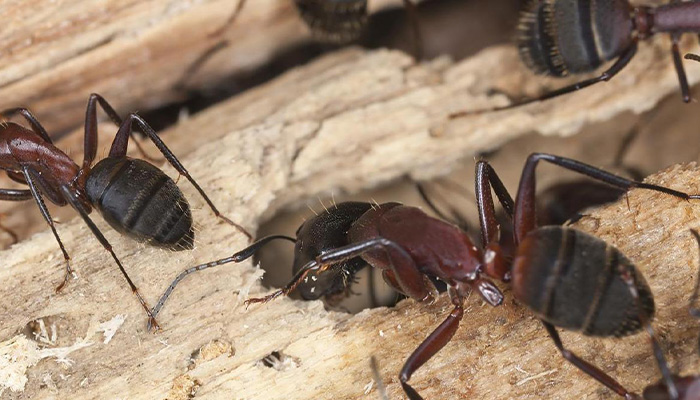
[
  {"left": 0, "top": 94, "right": 251, "bottom": 330},
  {"left": 151, "top": 153, "right": 698, "bottom": 399},
  {"left": 150, "top": 183, "right": 457, "bottom": 318},
  {"left": 451, "top": 0, "right": 700, "bottom": 118}
]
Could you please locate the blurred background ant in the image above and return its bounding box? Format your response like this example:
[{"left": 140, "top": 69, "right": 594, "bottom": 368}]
[{"left": 451, "top": 0, "right": 700, "bottom": 117}]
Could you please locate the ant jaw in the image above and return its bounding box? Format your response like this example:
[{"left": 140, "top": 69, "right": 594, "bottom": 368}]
[{"left": 468, "top": 278, "right": 504, "bottom": 307}]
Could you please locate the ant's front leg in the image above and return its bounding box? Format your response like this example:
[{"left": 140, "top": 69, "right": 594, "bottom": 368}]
[{"left": 20, "top": 169, "right": 74, "bottom": 292}]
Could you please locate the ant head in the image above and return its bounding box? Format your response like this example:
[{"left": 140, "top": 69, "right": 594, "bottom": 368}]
[{"left": 292, "top": 202, "right": 374, "bottom": 300}]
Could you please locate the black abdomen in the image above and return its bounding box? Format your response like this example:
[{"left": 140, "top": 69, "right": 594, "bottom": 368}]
[
  {"left": 294, "top": 0, "right": 368, "bottom": 44},
  {"left": 517, "top": 0, "right": 633, "bottom": 76},
  {"left": 512, "top": 226, "right": 654, "bottom": 337},
  {"left": 85, "top": 157, "right": 194, "bottom": 250}
]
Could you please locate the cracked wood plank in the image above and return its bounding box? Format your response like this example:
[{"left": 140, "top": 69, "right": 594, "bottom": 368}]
[{"left": 1, "top": 43, "right": 700, "bottom": 399}]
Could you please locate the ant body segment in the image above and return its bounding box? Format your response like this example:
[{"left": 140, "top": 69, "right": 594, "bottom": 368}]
[
  {"left": 0, "top": 94, "right": 251, "bottom": 330},
  {"left": 151, "top": 153, "right": 698, "bottom": 399},
  {"left": 451, "top": 0, "right": 700, "bottom": 117}
]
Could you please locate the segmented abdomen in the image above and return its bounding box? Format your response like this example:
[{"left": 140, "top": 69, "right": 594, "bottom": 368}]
[{"left": 85, "top": 157, "right": 194, "bottom": 250}]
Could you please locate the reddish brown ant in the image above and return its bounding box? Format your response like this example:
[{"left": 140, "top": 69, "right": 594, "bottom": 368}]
[
  {"left": 451, "top": 0, "right": 700, "bottom": 117},
  {"left": 151, "top": 153, "right": 697, "bottom": 399},
  {"left": 0, "top": 94, "right": 251, "bottom": 330}
]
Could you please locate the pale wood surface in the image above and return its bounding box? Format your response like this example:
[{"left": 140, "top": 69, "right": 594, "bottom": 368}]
[{"left": 2, "top": 39, "right": 700, "bottom": 398}]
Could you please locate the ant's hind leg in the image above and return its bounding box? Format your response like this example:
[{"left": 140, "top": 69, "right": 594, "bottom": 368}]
[
  {"left": 106, "top": 113, "right": 253, "bottom": 241},
  {"left": 399, "top": 293, "right": 465, "bottom": 400},
  {"left": 543, "top": 322, "right": 640, "bottom": 399},
  {"left": 18, "top": 170, "right": 74, "bottom": 292}
]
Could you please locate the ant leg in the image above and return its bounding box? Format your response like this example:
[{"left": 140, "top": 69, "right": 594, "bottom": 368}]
[
  {"left": 58, "top": 185, "right": 161, "bottom": 331},
  {"left": 246, "top": 237, "right": 434, "bottom": 305},
  {"left": 400, "top": 292, "right": 464, "bottom": 400},
  {"left": 686, "top": 53, "right": 700, "bottom": 63},
  {"left": 414, "top": 182, "right": 469, "bottom": 230},
  {"left": 689, "top": 230, "right": 700, "bottom": 318},
  {"left": 474, "top": 161, "right": 514, "bottom": 281},
  {"left": 0, "top": 108, "right": 53, "bottom": 143},
  {"left": 0, "top": 189, "right": 32, "bottom": 245},
  {"left": 401, "top": 0, "right": 423, "bottom": 60},
  {"left": 0, "top": 188, "right": 32, "bottom": 201},
  {"left": 108, "top": 112, "right": 253, "bottom": 240},
  {"left": 6, "top": 170, "right": 27, "bottom": 185},
  {"left": 0, "top": 216, "right": 18, "bottom": 245},
  {"left": 449, "top": 41, "right": 638, "bottom": 117},
  {"left": 175, "top": 40, "right": 229, "bottom": 93},
  {"left": 618, "top": 264, "right": 679, "bottom": 400},
  {"left": 475, "top": 160, "right": 515, "bottom": 246},
  {"left": 172, "top": 0, "right": 247, "bottom": 90},
  {"left": 671, "top": 33, "right": 691, "bottom": 103},
  {"left": 208, "top": 0, "right": 247, "bottom": 38},
  {"left": 20, "top": 169, "right": 74, "bottom": 292},
  {"left": 542, "top": 322, "right": 640, "bottom": 400},
  {"left": 83, "top": 93, "right": 162, "bottom": 168},
  {"left": 512, "top": 153, "right": 698, "bottom": 245},
  {"left": 149, "top": 235, "right": 295, "bottom": 328}
]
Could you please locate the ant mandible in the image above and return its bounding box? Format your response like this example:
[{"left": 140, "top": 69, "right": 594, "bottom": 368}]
[
  {"left": 0, "top": 94, "right": 251, "bottom": 331},
  {"left": 150, "top": 153, "right": 697, "bottom": 399},
  {"left": 451, "top": 0, "right": 700, "bottom": 117}
]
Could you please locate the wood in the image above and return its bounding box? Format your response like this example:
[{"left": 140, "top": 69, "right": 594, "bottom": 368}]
[
  {"left": 0, "top": 0, "right": 413, "bottom": 135},
  {"left": 1, "top": 39, "right": 700, "bottom": 398}
]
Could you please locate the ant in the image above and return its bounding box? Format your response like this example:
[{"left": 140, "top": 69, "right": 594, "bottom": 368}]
[
  {"left": 150, "top": 153, "right": 697, "bottom": 399},
  {"left": 538, "top": 114, "right": 647, "bottom": 226},
  {"left": 0, "top": 94, "right": 251, "bottom": 331},
  {"left": 451, "top": 0, "right": 700, "bottom": 118},
  {"left": 151, "top": 182, "right": 457, "bottom": 317}
]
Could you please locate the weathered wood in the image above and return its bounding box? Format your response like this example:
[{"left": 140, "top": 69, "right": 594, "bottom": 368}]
[{"left": 1, "top": 40, "right": 700, "bottom": 398}]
